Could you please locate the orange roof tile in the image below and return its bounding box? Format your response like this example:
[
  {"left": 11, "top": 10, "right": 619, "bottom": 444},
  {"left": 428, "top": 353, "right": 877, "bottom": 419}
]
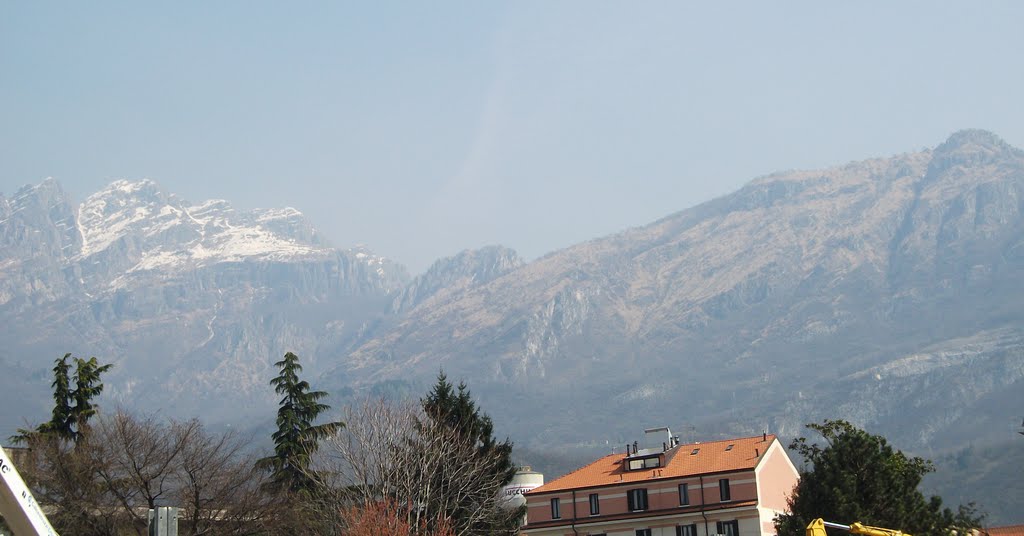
[
  {"left": 528, "top": 434, "right": 777, "bottom": 494},
  {"left": 988, "top": 526, "right": 1024, "bottom": 536}
]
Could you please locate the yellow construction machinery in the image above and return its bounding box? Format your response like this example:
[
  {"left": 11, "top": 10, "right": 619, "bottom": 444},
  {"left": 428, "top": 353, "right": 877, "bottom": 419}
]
[{"left": 807, "top": 518, "right": 909, "bottom": 536}]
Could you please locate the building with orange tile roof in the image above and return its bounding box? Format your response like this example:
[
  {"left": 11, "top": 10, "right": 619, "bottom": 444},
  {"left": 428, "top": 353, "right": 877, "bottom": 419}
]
[
  {"left": 987, "top": 526, "right": 1024, "bottom": 536},
  {"left": 522, "top": 428, "right": 798, "bottom": 536}
]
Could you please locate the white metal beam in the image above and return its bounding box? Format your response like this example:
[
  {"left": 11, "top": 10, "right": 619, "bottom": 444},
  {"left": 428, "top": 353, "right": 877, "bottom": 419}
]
[{"left": 0, "top": 446, "right": 58, "bottom": 536}]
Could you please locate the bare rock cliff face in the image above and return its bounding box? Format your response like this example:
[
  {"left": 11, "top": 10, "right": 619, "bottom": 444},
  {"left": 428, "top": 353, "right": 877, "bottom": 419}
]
[
  {"left": 337, "top": 131, "right": 1024, "bottom": 463},
  {"left": 0, "top": 179, "right": 83, "bottom": 309},
  {"left": 391, "top": 245, "right": 524, "bottom": 313}
]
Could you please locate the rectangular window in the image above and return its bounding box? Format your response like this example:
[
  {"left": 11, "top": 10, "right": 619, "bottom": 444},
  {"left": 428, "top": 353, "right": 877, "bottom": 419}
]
[
  {"left": 679, "top": 482, "right": 690, "bottom": 505},
  {"left": 550, "top": 497, "right": 560, "bottom": 519},
  {"left": 717, "top": 520, "right": 739, "bottom": 536},
  {"left": 719, "top": 478, "right": 731, "bottom": 501},
  {"left": 636, "top": 530, "right": 653, "bottom": 536},
  {"left": 627, "top": 488, "right": 649, "bottom": 511},
  {"left": 677, "top": 524, "right": 698, "bottom": 536},
  {"left": 628, "top": 456, "right": 661, "bottom": 470},
  {"left": 589, "top": 493, "right": 600, "bottom": 515}
]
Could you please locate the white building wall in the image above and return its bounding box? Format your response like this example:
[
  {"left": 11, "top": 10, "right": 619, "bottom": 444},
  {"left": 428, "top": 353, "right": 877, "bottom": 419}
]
[{"left": 740, "top": 515, "right": 761, "bottom": 536}]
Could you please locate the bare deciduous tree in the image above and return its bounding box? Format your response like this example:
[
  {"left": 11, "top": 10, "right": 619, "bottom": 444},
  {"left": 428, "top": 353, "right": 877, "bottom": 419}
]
[
  {"left": 317, "top": 398, "right": 521, "bottom": 536},
  {"left": 19, "top": 431, "right": 125, "bottom": 535},
  {"left": 93, "top": 411, "right": 200, "bottom": 530},
  {"left": 19, "top": 411, "right": 276, "bottom": 536},
  {"left": 174, "top": 423, "right": 275, "bottom": 536}
]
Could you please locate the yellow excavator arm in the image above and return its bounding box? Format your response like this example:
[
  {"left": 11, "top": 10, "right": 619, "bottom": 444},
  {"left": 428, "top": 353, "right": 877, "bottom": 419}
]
[{"left": 807, "top": 518, "right": 909, "bottom": 536}]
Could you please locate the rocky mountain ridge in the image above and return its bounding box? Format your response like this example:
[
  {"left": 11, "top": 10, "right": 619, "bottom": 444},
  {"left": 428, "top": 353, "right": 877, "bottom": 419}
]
[
  {"left": 0, "top": 178, "right": 410, "bottom": 419},
  {"left": 391, "top": 245, "right": 524, "bottom": 314},
  {"left": 332, "top": 129, "right": 1024, "bottom": 485}
]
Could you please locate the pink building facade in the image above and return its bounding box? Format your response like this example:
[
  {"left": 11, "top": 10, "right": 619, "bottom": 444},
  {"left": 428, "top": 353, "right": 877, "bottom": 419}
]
[{"left": 522, "top": 433, "right": 798, "bottom": 536}]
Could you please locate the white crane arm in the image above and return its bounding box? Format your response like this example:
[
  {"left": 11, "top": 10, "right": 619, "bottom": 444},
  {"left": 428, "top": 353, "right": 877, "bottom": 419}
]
[{"left": 0, "top": 445, "right": 58, "bottom": 536}]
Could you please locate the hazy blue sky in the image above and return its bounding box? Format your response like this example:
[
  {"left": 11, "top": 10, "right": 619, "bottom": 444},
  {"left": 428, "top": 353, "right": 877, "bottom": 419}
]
[{"left": 3, "top": 2, "right": 1023, "bottom": 273}]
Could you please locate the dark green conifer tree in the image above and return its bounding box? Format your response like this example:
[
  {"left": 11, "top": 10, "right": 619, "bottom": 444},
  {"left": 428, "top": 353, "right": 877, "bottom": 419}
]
[
  {"left": 69, "top": 356, "right": 112, "bottom": 440},
  {"left": 774, "top": 420, "right": 981, "bottom": 536},
  {"left": 257, "top": 352, "right": 343, "bottom": 495},
  {"left": 13, "top": 354, "right": 112, "bottom": 444},
  {"left": 421, "top": 371, "right": 519, "bottom": 535},
  {"left": 39, "top": 354, "right": 74, "bottom": 440}
]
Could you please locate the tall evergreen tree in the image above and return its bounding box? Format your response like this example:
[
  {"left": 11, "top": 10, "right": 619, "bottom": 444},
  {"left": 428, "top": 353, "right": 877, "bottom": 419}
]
[
  {"left": 774, "top": 420, "right": 981, "bottom": 536},
  {"left": 423, "top": 373, "right": 516, "bottom": 472},
  {"left": 13, "top": 354, "right": 112, "bottom": 444},
  {"left": 39, "top": 354, "right": 75, "bottom": 440},
  {"left": 421, "top": 372, "right": 520, "bottom": 535},
  {"left": 70, "top": 356, "right": 113, "bottom": 440},
  {"left": 257, "top": 352, "right": 343, "bottom": 494}
]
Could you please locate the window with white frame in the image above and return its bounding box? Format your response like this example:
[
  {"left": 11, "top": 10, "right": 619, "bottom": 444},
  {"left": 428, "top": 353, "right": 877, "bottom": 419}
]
[
  {"left": 677, "top": 524, "right": 698, "bottom": 536},
  {"left": 627, "top": 488, "right": 649, "bottom": 511},
  {"left": 550, "top": 497, "right": 560, "bottom": 519},
  {"left": 627, "top": 456, "right": 662, "bottom": 470},
  {"left": 719, "top": 478, "right": 731, "bottom": 501},
  {"left": 679, "top": 482, "right": 690, "bottom": 505},
  {"left": 717, "top": 519, "right": 739, "bottom": 536}
]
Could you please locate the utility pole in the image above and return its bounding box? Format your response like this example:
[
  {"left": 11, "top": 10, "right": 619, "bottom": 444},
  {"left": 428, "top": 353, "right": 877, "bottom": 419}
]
[{"left": 0, "top": 445, "right": 58, "bottom": 536}]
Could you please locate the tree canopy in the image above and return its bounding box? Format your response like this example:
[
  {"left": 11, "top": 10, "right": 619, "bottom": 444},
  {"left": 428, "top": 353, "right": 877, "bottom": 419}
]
[
  {"left": 14, "top": 353, "right": 112, "bottom": 444},
  {"left": 420, "top": 372, "right": 520, "bottom": 535},
  {"left": 69, "top": 356, "right": 113, "bottom": 437},
  {"left": 40, "top": 353, "right": 74, "bottom": 439},
  {"left": 422, "top": 372, "right": 516, "bottom": 482},
  {"left": 256, "top": 351, "right": 343, "bottom": 495},
  {"left": 774, "top": 420, "right": 981, "bottom": 536}
]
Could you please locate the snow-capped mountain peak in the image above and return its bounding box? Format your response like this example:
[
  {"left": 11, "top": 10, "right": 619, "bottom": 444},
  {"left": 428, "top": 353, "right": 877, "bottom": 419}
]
[
  {"left": 1, "top": 177, "right": 407, "bottom": 305},
  {"left": 77, "top": 179, "right": 334, "bottom": 273}
]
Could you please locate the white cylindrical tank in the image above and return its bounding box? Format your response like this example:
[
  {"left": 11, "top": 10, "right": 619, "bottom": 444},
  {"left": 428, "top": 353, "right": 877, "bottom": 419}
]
[{"left": 500, "top": 467, "right": 544, "bottom": 510}]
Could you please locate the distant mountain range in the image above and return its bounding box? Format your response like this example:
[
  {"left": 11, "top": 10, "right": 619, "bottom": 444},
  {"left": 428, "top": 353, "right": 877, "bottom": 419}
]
[
  {"left": 0, "top": 178, "right": 407, "bottom": 424},
  {"left": 2, "top": 130, "right": 1022, "bottom": 523}
]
